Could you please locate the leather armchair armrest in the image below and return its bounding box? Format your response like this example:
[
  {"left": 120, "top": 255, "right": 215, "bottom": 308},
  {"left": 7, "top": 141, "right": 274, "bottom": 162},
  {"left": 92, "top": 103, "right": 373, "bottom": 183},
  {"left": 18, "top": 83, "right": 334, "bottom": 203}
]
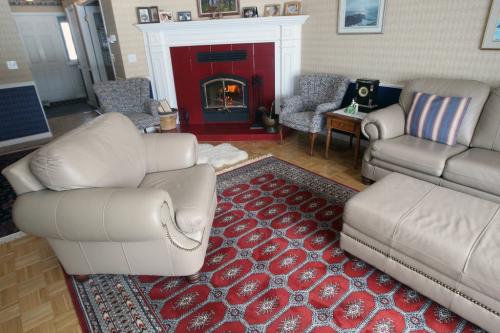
[
  {"left": 13, "top": 188, "right": 175, "bottom": 242},
  {"left": 280, "top": 95, "right": 304, "bottom": 114},
  {"left": 361, "top": 104, "right": 406, "bottom": 141},
  {"left": 143, "top": 133, "right": 198, "bottom": 172},
  {"left": 144, "top": 98, "right": 160, "bottom": 117}
]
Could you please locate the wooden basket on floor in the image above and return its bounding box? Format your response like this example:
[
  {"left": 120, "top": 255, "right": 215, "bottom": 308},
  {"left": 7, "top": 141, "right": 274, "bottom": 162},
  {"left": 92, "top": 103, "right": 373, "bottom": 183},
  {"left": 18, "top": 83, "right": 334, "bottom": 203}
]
[{"left": 159, "top": 113, "right": 177, "bottom": 131}]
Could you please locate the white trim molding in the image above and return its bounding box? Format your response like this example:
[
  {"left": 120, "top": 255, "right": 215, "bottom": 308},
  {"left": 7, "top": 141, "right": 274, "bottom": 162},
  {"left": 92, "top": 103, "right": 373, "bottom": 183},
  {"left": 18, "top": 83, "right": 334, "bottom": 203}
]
[{"left": 136, "top": 16, "right": 309, "bottom": 111}]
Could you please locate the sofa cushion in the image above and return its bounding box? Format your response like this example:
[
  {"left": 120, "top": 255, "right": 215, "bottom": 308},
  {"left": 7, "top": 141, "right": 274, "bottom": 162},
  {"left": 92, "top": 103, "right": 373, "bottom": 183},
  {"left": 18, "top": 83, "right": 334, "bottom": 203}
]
[
  {"left": 140, "top": 164, "right": 216, "bottom": 233},
  {"left": 471, "top": 87, "right": 500, "bottom": 151},
  {"left": 406, "top": 92, "right": 471, "bottom": 145},
  {"left": 371, "top": 135, "right": 467, "bottom": 176},
  {"left": 30, "top": 113, "right": 146, "bottom": 191},
  {"left": 443, "top": 148, "right": 500, "bottom": 196},
  {"left": 399, "top": 78, "right": 490, "bottom": 146}
]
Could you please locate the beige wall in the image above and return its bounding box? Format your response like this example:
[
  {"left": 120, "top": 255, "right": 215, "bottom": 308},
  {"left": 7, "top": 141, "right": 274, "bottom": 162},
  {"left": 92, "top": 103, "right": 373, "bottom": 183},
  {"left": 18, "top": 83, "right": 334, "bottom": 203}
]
[
  {"left": 302, "top": 0, "right": 500, "bottom": 87},
  {"left": 0, "top": 0, "right": 32, "bottom": 85},
  {"left": 108, "top": 0, "right": 273, "bottom": 79}
]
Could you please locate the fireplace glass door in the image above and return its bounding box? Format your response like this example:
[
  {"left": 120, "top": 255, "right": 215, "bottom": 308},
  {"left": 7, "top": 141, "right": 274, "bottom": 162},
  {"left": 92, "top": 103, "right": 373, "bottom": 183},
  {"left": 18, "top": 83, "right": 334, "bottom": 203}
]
[{"left": 202, "top": 78, "right": 246, "bottom": 112}]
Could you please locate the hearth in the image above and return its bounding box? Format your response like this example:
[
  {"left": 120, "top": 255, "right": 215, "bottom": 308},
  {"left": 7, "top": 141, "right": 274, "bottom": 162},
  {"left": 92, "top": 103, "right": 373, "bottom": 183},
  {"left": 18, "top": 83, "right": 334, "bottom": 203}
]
[{"left": 201, "top": 74, "right": 248, "bottom": 122}]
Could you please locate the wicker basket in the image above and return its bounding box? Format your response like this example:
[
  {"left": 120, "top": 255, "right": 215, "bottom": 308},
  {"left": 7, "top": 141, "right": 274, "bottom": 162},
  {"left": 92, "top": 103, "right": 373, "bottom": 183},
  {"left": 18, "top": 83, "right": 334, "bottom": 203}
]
[{"left": 159, "top": 113, "right": 177, "bottom": 131}]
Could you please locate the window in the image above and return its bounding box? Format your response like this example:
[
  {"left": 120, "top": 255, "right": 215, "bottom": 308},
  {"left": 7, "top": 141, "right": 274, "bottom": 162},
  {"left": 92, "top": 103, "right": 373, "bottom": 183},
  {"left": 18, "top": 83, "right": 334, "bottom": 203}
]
[{"left": 58, "top": 18, "right": 78, "bottom": 62}]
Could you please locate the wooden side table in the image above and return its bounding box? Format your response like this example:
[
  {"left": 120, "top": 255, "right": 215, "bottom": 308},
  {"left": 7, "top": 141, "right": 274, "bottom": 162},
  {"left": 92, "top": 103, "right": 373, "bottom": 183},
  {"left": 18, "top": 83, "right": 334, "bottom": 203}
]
[{"left": 324, "top": 110, "right": 366, "bottom": 167}]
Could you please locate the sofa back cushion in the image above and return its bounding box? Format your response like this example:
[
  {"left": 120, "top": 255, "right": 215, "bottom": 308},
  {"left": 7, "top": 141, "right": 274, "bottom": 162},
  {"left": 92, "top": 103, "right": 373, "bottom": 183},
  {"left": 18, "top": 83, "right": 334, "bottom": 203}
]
[
  {"left": 30, "top": 113, "right": 146, "bottom": 191},
  {"left": 471, "top": 87, "right": 500, "bottom": 151},
  {"left": 400, "top": 78, "right": 490, "bottom": 146},
  {"left": 406, "top": 92, "right": 471, "bottom": 145}
]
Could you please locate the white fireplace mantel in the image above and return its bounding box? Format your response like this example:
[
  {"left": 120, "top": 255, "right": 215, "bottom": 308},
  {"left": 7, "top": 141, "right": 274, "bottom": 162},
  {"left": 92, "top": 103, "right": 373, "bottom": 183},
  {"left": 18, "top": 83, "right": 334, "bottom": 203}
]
[{"left": 136, "top": 16, "right": 309, "bottom": 110}]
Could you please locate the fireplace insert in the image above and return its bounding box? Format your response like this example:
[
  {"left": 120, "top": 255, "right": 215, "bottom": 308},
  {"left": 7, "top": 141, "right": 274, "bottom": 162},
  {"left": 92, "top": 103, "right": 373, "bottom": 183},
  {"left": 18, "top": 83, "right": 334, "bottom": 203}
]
[{"left": 200, "top": 74, "right": 249, "bottom": 123}]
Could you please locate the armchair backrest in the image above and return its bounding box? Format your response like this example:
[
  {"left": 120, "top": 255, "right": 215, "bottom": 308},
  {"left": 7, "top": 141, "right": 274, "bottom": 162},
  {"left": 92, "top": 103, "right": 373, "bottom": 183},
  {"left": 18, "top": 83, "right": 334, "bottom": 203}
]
[
  {"left": 299, "top": 74, "right": 350, "bottom": 110},
  {"left": 471, "top": 87, "right": 500, "bottom": 151},
  {"left": 93, "top": 78, "right": 151, "bottom": 114},
  {"left": 2, "top": 113, "right": 147, "bottom": 194},
  {"left": 399, "top": 78, "right": 490, "bottom": 146}
]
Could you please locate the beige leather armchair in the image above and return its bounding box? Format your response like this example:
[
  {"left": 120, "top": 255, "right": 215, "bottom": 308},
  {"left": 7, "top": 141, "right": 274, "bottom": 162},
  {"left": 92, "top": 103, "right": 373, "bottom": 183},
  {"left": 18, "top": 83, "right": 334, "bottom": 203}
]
[{"left": 2, "top": 113, "right": 216, "bottom": 282}]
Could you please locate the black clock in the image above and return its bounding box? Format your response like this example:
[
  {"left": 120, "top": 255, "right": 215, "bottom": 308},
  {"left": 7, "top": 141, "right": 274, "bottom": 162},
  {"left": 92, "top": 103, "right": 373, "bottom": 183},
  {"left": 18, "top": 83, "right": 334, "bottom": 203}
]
[{"left": 355, "top": 79, "right": 379, "bottom": 112}]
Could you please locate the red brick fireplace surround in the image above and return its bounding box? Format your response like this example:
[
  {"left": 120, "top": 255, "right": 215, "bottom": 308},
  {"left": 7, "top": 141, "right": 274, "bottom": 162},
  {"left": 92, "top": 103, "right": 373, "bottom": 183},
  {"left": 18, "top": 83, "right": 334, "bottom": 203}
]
[{"left": 137, "top": 16, "right": 309, "bottom": 140}]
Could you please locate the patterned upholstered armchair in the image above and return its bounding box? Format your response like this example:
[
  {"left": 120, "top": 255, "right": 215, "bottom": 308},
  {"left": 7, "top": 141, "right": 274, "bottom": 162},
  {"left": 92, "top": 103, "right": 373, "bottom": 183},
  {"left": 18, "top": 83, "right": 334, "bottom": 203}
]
[
  {"left": 279, "top": 74, "right": 350, "bottom": 155},
  {"left": 93, "top": 78, "right": 161, "bottom": 130}
]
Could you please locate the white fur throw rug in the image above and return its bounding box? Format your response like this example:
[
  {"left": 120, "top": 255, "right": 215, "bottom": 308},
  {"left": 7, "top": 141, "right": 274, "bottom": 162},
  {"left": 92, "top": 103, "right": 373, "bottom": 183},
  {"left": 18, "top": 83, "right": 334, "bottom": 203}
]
[{"left": 198, "top": 143, "right": 249, "bottom": 168}]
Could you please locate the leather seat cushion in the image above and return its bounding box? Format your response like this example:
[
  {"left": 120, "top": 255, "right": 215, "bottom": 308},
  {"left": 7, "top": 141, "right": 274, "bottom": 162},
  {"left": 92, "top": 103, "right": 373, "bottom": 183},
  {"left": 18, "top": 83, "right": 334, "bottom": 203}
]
[
  {"left": 30, "top": 113, "right": 146, "bottom": 191},
  {"left": 371, "top": 135, "right": 467, "bottom": 176},
  {"left": 344, "top": 173, "right": 500, "bottom": 299},
  {"left": 443, "top": 148, "right": 500, "bottom": 196},
  {"left": 140, "top": 164, "right": 216, "bottom": 233}
]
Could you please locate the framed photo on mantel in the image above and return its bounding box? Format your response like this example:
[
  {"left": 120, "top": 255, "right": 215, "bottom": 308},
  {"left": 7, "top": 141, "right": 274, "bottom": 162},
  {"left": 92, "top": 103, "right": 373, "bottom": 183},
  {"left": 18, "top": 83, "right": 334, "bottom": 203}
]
[
  {"left": 197, "top": 0, "right": 240, "bottom": 17},
  {"left": 338, "top": 0, "right": 386, "bottom": 34}
]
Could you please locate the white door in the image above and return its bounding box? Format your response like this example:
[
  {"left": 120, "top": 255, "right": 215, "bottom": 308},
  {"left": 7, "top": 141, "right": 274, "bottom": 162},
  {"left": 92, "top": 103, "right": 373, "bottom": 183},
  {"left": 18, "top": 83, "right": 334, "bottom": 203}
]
[
  {"left": 15, "top": 14, "right": 86, "bottom": 103},
  {"left": 75, "top": 5, "right": 115, "bottom": 83},
  {"left": 65, "top": 5, "right": 97, "bottom": 106}
]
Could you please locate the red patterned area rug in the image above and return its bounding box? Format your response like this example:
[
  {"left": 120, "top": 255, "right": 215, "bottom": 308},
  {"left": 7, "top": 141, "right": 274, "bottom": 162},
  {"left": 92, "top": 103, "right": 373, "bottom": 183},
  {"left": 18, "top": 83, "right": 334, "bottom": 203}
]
[{"left": 67, "top": 156, "right": 484, "bottom": 332}]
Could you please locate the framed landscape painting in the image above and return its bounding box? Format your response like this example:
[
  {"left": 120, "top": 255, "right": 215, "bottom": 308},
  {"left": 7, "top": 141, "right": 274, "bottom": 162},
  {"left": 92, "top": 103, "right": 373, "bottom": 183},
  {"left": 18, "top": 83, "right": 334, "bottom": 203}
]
[
  {"left": 338, "top": 0, "right": 386, "bottom": 34},
  {"left": 481, "top": 0, "right": 500, "bottom": 49},
  {"left": 197, "top": 0, "right": 240, "bottom": 17}
]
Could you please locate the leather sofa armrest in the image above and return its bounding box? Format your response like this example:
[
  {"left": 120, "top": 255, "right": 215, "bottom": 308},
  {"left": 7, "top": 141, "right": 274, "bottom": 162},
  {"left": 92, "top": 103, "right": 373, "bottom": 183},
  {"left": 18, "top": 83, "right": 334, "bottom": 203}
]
[
  {"left": 13, "top": 188, "right": 175, "bottom": 242},
  {"left": 143, "top": 133, "right": 198, "bottom": 173},
  {"left": 361, "top": 104, "right": 406, "bottom": 141}
]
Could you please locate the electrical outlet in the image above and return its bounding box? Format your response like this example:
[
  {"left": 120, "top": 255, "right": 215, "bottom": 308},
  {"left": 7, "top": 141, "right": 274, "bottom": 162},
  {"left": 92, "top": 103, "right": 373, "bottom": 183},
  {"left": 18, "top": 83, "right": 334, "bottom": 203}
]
[
  {"left": 128, "top": 54, "right": 137, "bottom": 63},
  {"left": 108, "top": 34, "right": 117, "bottom": 43},
  {"left": 6, "top": 61, "right": 18, "bottom": 70}
]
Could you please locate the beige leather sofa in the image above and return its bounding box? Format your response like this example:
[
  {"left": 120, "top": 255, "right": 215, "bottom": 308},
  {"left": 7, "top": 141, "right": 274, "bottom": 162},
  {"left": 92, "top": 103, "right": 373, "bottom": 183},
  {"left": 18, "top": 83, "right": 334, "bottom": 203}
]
[
  {"left": 361, "top": 79, "right": 500, "bottom": 202},
  {"left": 342, "top": 173, "right": 500, "bottom": 332},
  {"left": 2, "top": 113, "right": 216, "bottom": 281}
]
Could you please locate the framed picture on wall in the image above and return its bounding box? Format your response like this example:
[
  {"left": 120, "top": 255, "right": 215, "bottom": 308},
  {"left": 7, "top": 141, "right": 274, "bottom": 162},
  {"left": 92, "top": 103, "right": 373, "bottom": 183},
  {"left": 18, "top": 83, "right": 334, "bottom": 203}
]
[
  {"left": 481, "top": 0, "right": 500, "bottom": 49},
  {"left": 197, "top": 0, "right": 240, "bottom": 17},
  {"left": 338, "top": 0, "right": 386, "bottom": 34}
]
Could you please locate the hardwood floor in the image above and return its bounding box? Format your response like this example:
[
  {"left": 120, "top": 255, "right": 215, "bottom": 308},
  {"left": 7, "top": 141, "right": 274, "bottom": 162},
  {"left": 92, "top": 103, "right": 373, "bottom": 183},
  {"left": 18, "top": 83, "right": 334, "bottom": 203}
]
[{"left": 0, "top": 121, "right": 365, "bottom": 332}]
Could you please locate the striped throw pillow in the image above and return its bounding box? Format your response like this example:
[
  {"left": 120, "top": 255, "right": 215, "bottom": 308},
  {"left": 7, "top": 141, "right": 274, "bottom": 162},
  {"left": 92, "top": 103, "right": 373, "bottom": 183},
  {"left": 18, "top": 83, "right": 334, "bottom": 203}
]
[{"left": 406, "top": 92, "right": 471, "bottom": 146}]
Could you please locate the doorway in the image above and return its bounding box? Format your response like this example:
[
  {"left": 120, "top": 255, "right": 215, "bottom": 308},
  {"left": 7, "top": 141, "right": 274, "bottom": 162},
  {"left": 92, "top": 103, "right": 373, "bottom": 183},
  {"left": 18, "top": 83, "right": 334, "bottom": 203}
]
[{"left": 14, "top": 13, "right": 87, "bottom": 104}]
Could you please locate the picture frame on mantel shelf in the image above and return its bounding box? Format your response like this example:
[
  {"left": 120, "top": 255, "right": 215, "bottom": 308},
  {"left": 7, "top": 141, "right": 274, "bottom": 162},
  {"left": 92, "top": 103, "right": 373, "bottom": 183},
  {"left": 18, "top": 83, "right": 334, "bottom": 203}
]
[
  {"left": 197, "top": 0, "right": 240, "bottom": 18},
  {"left": 264, "top": 4, "right": 281, "bottom": 17},
  {"left": 481, "top": 0, "right": 500, "bottom": 49},
  {"left": 242, "top": 7, "right": 258, "bottom": 18},
  {"left": 338, "top": 0, "right": 386, "bottom": 34},
  {"left": 284, "top": 2, "right": 301, "bottom": 16}
]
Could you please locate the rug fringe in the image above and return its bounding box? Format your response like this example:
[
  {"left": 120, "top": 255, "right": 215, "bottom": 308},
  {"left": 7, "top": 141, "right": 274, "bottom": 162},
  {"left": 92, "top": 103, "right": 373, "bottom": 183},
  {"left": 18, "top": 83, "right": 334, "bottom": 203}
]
[
  {"left": 216, "top": 154, "right": 273, "bottom": 175},
  {"left": 0, "top": 231, "right": 26, "bottom": 245}
]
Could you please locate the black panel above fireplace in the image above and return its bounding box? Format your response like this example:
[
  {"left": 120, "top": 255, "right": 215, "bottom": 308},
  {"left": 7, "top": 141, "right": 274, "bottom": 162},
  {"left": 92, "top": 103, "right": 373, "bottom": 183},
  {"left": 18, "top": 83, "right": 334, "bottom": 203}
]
[
  {"left": 200, "top": 74, "right": 249, "bottom": 123},
  {"left": 197, "top": 50, "right": 247, "bottom": 63}
]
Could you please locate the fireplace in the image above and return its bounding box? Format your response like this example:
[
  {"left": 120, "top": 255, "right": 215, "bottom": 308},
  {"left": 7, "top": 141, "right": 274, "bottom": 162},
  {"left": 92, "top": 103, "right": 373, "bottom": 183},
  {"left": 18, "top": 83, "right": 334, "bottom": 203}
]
[
  {"left": 201, "top": 74, "right": 248, "bottom": 122},
  {"left": 136, "top": 15, "right": 309, "bottom": 134}
]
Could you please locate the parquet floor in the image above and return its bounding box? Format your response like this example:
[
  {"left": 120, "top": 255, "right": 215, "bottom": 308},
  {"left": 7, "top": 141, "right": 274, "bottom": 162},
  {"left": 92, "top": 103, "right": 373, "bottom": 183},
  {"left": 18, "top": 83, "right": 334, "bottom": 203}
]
[{"left": 0, "top": 126, "right": 365, "bottom": 332}]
